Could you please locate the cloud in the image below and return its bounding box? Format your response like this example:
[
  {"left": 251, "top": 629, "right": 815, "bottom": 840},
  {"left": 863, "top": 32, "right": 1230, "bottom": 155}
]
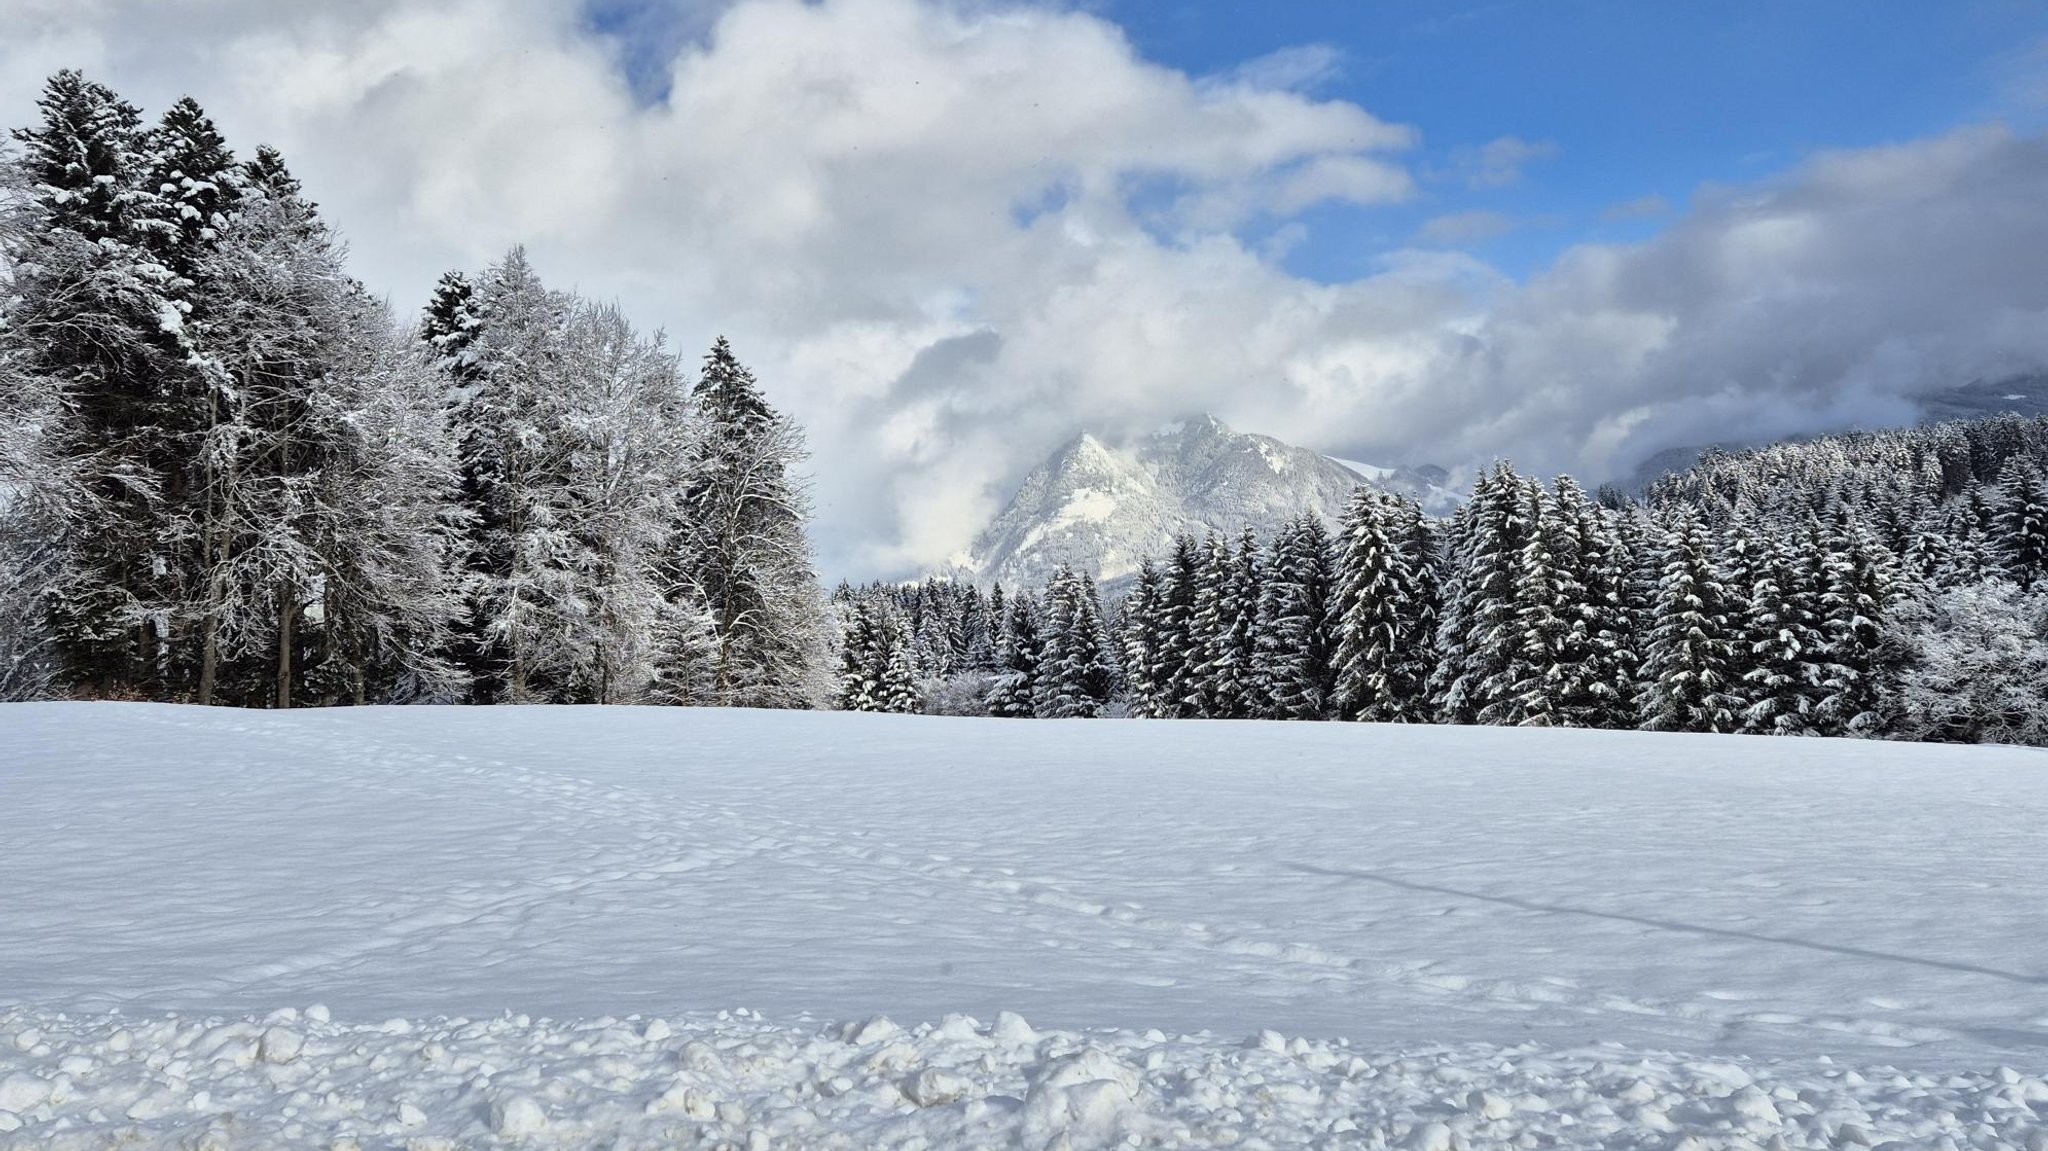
[
  {"left": 1450, "top": 134, "right": 1559, "bottom": 189},
  {"left": 4, "top": 2, "right": 2047, "bottom": 580},
  {"left": 1416, "top": 209, "right": 1516, "bottom": 245},
  {"left": 1204, "top": 43, "right": 1345, "bottom": 94}
]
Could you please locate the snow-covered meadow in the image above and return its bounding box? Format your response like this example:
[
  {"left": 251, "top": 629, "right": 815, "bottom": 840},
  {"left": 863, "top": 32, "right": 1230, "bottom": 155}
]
[{"left": 3, "top": 703, "right": 2047, "bottom": 1148}]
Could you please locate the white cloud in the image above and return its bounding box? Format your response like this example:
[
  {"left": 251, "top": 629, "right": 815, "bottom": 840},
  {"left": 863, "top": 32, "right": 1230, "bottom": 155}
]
[
  {"left": 1450, "top": 134, "right": 1559, "bottom": 189},
  {"left": 4, "top": 1, "right": 2047, "bottom": 579}
]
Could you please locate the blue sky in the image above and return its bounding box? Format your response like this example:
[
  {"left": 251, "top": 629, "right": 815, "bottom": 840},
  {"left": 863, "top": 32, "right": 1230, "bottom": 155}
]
[{"left": 1097, "top": 0, "right": 2048, "bottom": 280}]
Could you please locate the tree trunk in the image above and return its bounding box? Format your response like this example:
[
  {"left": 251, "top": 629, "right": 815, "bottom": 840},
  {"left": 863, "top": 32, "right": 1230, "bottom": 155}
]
[
  {"left": 275, "top": 581, "right": 295, "bottom": 709},
  {"left": 197, "top": 611, "right": 219, "bottom": 706}
]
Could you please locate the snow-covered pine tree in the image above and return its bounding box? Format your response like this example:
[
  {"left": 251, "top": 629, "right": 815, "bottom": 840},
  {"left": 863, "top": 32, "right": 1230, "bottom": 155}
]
[
  {"left": 1730, "top": 512, "right": 1825, "bottom": 735},
  {"left": 1812, "top": 506, "right": 1909, "bottom": 736},
  {"left": 1557, "top": 476, "right": 1638, "bottom": 727},
  {"left": 446, "top": 248, "right": 575, "bottom": 703},
  {"left": 1995, "top": 459, "right": 2048, "bottom": 590},
  {"left": 1635, "top": 504, "right": 1741, "bottom": 733},
  {"left": 5, "top": 71, "right": 188, "bottom": 696},
  {"left": 1196, "top": 532, "right": 1261, "bottom": 716},
  {"left": 1328, "top": 487, "right": 1437, "bottom": 722},
  {"left": 1431, "top": 464, "right": 1535, "bottom": 724},
  {"left": 1252, "top": 514, "right": 1336, "bottom": 720},
  {"left": 960, "top": 585, "right": 998, "bottom": 673},
  {"left": 880, "top": 614, "right": 922, "bottom": 714},
  {"left": 680, "top": 337, "right": 825, "bottom": 708},
  {"left": 141, "top": 97, "right": 244, "bottom": 282},
  {"left": 1119, "top": 559, "right": 1165, "bottom": 717},
  {"left": 1034, "top": 565, "right": 1117, "bottom": 718},
  {"left": 419, "top": 270, "right": 481, "bottom": 376},
  {"left": 1151, "top": 534, "right": 1203, "bottom": 718},
  {"left": 1491, "top": 479, "right": 1593, "bottom": 727},
  {"left": 835, "top": 599, "right": 886, "bottom": 711},
  {"left": 985, "top": 596, "right": 1042, "bottom": 718}
]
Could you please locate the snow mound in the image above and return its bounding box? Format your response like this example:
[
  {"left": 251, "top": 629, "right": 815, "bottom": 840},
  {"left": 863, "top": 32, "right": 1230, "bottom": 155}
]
[{"left": 4, "top": 1006, "right": 2044, "bottom": 1149}]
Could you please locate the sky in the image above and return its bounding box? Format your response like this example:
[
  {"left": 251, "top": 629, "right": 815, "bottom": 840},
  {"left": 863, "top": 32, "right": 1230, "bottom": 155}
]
[{"left": 4, "top": 0, "right": 2048, "bottom": 579}]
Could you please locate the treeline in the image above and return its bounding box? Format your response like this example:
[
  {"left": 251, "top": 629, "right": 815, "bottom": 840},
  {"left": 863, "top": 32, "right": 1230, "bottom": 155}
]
[
  {"left": 837, "top": 414, "right": 2048, "bottom": 744},
  {"left": 0, "top": 71, "right": 825, "bottom": 707}
]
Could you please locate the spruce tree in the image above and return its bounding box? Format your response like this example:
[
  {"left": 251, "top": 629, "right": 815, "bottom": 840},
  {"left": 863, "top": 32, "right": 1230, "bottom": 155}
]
[
  {"left": 1813, "top": 507, "right": 1907, "bottom": 735},
  {"left": 1151, "top": 534, "right": 1202, "bottom": 718},
  {"left": 1431, "top": 464, "right": 1535, "bottom": 724},
  {"left": 986, "top": 597, "right": 1042, "bottom": 717},
  {"left": 1996, "top": 460, "right": 2048, "bottom": 590},
  {"left": 1253, "top": 515, "right": 1336, "bottom": 720},
  {"left": 5, "top": 71, "right": 186, "bottom": 695},
  {"left": 681, "top": 337, "right": 824, "bottom": 708},
  {"left": 1636, "top": 505, "right": 1741, "bottom": 732},
  {"left": 1035, "top": 566, "right": 1117, "bottom": 718},
  {"left": 1328, "top": 487, "right": 1437, "bottom": 722},
  {"left": 1731, "top": 514, "right": 1825, "bottom": 735},
  {"left": 1120, "top": 559, "right": 1166, "bottom": 717}
]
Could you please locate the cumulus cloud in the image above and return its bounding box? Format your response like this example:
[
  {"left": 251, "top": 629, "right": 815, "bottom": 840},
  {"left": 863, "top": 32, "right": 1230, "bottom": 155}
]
[{"left": 4, "top": 0, "right": 2046, "bottom": 578}]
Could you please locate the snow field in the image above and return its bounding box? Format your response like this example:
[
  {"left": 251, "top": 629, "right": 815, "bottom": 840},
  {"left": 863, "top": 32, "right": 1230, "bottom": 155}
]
[
  {"left": 8, "top": 1005, "right": 2048, "bottom": 1150},
  {"left": 5, "top": 702, "right": 2048, "bottom": 1145}
]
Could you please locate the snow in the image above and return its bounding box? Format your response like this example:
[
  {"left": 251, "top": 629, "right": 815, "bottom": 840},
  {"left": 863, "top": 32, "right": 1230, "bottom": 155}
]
[{"left": 4, "top": 703, "right": 2048, "bottom": 1148}]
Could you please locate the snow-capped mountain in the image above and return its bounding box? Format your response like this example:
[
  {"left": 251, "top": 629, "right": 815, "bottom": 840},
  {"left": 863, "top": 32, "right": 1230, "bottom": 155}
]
[{"left": 955, "top": 414, "right": 1454, "bottom": 588}]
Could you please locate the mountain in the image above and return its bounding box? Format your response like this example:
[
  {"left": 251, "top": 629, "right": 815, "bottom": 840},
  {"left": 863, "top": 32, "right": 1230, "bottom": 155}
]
[{"left": 954, "top": 415, "right": 1454, "bottom": 589}]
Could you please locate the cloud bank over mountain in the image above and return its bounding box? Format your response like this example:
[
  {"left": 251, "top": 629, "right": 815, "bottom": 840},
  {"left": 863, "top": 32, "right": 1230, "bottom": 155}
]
[{"left": 5, "top": 0, "right": 2046, "bottom": 577}]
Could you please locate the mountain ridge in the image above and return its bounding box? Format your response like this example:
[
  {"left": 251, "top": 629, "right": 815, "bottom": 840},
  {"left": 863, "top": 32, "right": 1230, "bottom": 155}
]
[{"left": 954, "top": 414, "right": 1454, "bottom": 588}]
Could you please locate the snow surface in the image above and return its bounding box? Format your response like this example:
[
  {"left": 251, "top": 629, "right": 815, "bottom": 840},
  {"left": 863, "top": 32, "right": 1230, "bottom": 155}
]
[{"left": 4, "top": 703, "right": 2048, "bottom": 1148}]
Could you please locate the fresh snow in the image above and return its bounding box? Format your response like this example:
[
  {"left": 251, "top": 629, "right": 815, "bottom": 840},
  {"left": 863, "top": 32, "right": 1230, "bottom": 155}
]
[{"left": 4, "top": 703, "right": 2048, "bottom": 1148}]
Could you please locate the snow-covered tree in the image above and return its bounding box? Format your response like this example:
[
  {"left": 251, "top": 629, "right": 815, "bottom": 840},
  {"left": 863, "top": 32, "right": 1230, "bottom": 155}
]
[
  {"left": 1432, "top": 464, "right": 1535, "bottom": 724},
  {"left": 986, "top": 596, "right": 1042, "bottom": 718},
  {"left": 1329, "top": 487, "right": 1437, "bottom": 722},
  {"left": 5, "top": 70, "right": 188, "bottom": 696},
  {"left": 680, "top": 337, "right": 825, "bottom": 708},
  {"left": 1635, "top": 505, "right": 1742, "bottom": 733},
  {"left": 1996, "top": 460, "right": 2048, "bottom": 590},
  {"left": 1252, "top": 514, "right": 1335, "bottom": 720},
  {"left": 1895, "top": 579, "right": 2048, "bottom": 745},
  {"left": 1035, "top": 565, "right": 1117, "bottom": 718}
]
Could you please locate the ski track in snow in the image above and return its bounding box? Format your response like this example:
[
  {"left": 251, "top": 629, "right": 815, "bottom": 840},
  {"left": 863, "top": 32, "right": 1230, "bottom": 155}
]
[{"left": 3, "top": 703, "right": 2048, "bottom": 1146}]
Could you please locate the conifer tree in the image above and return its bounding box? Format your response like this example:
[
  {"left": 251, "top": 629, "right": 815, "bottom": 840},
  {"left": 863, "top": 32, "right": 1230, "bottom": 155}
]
[
  {"left": 1813, "top": 508, "right": 1907, "bottom": 735},
  {"left": 1253, "top": 514, "right": 1336, "bottom": 720},
  {"left": 1996, "top": 460, "right": 2048, "bottom": 590},
  {"left": 5, "top": 70, "right": 187, "bottom": 695},
  {"left": 1636, "top": 505, "right": 1741, "bottom": 732},
  {"left": 1492, "top": 480, "right": 1592, "bottom": 726},
  {"left": 986, "top": 597, "right": 1042, "bottom": 718},
  {"left": 1035, "top": 565, "right": 1117, "bottom": 718},
  {"left": 1151, "top": 534, "right": 1202, "bottom": 718},
  {"left": 1731, "top": 515, "right": 1825, "bottom": 735},
  {"left": 681, "top": 337, "right": 824, "bottom": 707},
  {"left": 1120, "top": 559, "right": 1166, "bottom": 717},
  {"left": 1329, "top": 487, "right": 1437, "bottom": 722},
  {"left": 1431, "top": 464, "right": 1535, "bottom": 724}
]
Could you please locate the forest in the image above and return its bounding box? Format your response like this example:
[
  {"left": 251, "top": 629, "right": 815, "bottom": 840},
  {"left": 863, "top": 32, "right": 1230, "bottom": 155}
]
[
  {"left": 6, "top": 70, "right": 2047, "bottom": 746},
  {"left": 836, "top": 418, "right": 2048, "bottom": 745},
  {"left": 0, "top": 72, "right": 824, "bottom": 709}
]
